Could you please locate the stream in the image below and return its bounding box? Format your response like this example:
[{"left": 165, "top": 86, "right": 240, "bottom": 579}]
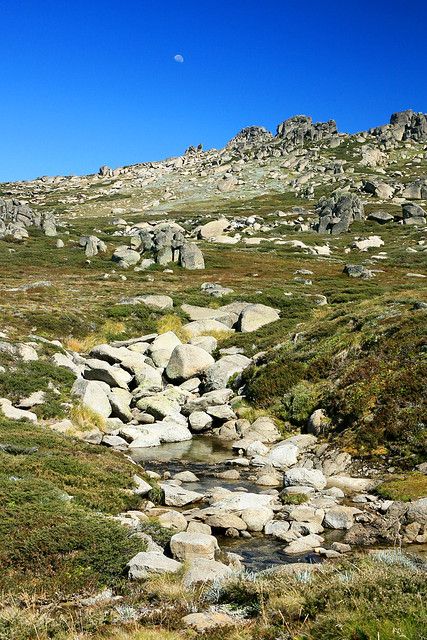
[
  {"left": 130, "top": 436, "right": 427, "bottom": 571},
  {"left": 131, "top": 436, "right": 326, "bottom": 570}
]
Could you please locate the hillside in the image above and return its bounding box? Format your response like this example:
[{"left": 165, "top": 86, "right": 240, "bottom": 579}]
[{"left": 0, "top": 109, "right": 426, "bottom": 640}]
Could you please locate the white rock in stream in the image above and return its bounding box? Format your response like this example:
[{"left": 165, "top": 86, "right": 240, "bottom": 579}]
[
  {"left": 253, "top": 441, "right": 299, "bottom": 469},
  {"left": 284, "top": 468, "right": 327, "bottom": 491},
  {"left": 161, "top": 483, "right": 204, "bottom": 507},
  {"left": 284, "top": 533, "right": 324, "bottom": 554}
]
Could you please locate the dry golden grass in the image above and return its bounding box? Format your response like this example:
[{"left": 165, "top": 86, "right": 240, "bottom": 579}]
[
  {"left": 64, "top": 320, "right": 126, "bottom": 352},
  {"left": 70, "top": 403, "right": 106, "bottom": 432}
]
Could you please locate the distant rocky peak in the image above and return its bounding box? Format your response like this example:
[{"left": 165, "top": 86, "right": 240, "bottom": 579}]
[
  {"left": 276, "top": 115, "right": 338, "bottom": 144},
  {"left": 226, "top": 126, "right": 273, "bottom": 150}
]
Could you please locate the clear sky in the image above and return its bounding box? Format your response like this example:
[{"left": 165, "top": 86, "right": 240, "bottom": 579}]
[{"left": 1, "top": 0, "right": 426, "bottom": 182}]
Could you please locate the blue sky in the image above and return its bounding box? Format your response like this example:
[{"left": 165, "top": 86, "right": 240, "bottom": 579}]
[{"left": 0, "top": 0, "right": 426, "bottom": 181}]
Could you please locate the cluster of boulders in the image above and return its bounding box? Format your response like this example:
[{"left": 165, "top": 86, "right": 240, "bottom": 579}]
[
  {"left": 226, "top": 126, "right": 274, "bottom": 152},
  {"left": 371, "top": 110, "right": 427, "bottom": 147},
  {"left": 33, "top": 298, "right": 279, "bottom": 449},
  {"left": 79, "top": 235, "right": 107, "bottom": 257},
  {"left": 112, "top": 221, "right": 205, "bottom": 270},
  {"left": 0, "top": 198, "right": 57, "bottom": 240},
  {"left": 276, "top": 115, "right": 338, "bottom": 146},
  {"left": 120, "top": 425, "right": 427, "bottom": 588},
  {"left": 315, "top": 193, "right": 365, "bottom": 234},
  {"left": 402, "top": 202, "right": 427, "bottom": 226}
]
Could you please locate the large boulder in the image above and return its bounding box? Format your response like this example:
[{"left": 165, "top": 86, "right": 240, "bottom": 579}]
[
  {"left": 204, "top": 354, "right": 251, "bottom": 391},
  {"left": 402, "top": 202, "right": 427, "bottom": 225},
  {"left": 161, "top": 483, "right": 204, "bottom": 507},
  {"left": 198, "top": 218, "right": 230, "bottom": 239},
  {"left": 127, "top": 552, "right": 182, "bottom": 579},
  {"left": 183, "top": 319, "right": 233, "bottom": 338},
  {"left": 284, "top": 533, "right": 324, "bottom": 554},
  {"left": 83, "top": 359, "right": 132, "bottom": 389},
  {"left": 112, "top": 246, "right": 141, "bottom": 268},
  {"left": 283, "top": 467, "right": 327, "bottom": 491},
  {"left": 238, "top": 304, "right": 280, "bottom": 332},
  {"left": 323, "top": 506, "right": 360, "bottom": 530},
  {"left": 316, "top": 193, "right": 365, "bottom": 234},
  {"left": 0, "top": 399, "right": 37, "bottom": 423},
  {"left": 257, "top": 441, "right": 299, "bottom": 469},
  {"left": 326, "top": 475, "right": 377, "bottom": 494},
  {"left": 183, "top": 558, "right": 233, "bottom": 588},
  {"left": 71, "top": 378, "right": 111, "bottom": 418},
  {"left": 166, "top": 345, "right": 214, "bottom": 382},
  {"left": 137, "top": 295, "right": 173, "bottom": 311},
  {"left": 170, "top": 532, "right": 219, "bottom": 561},
  {"left": 179, "top": 243, "right": 205, "bottom": 270}
]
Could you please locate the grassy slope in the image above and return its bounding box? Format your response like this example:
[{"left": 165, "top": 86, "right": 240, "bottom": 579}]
[{"left": 0, "top": 137, "right": 426, "bottom": 638}]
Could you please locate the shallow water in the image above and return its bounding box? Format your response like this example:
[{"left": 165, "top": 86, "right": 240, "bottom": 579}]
[
  {"left": 221, "top": 533, "right": 322, "bottom": 572},
  {"left": 129, "top": 435, "right": 427, "bottom": 571},
  {"left": 130, "top": 435, "right": 234, "bottom": 465},
  {"left": 131, "top": 435, "right": 271, "bottom": 495}
]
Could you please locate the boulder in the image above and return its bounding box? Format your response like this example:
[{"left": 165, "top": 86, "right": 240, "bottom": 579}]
[
  {"left": 240, "top": 507, "right": 274, "bottom": 532},
  {"left": 127, "top": 552, "right": 182, "bottom": 579},
  {"left": 183, "top": 319, "right": 233, "bottom": 338},
  {"left": 180, "top": 243, "right": 205, "bottom": 270},
  {"left": 249, "top": 417, "right": 282, "bottom": 443},
  {"left": 112, "top": 246, "right": 141, "bottom": 268},
  {"left": 204, "top": 354, "right": 251, "bottom": 391},
  {"left": 182, "top": 611, "right": 237, "bottom": 632},
  {"left": 198, "top": 218, "right": 230, "bottom": 239},
  {"left": 323, "top": 506, "right": 360, "bottom": 530},
  {"left": 238, "top": 304, "right": 280, "bottom": 332},
  {"left": 189, "top": 410, "right": 213, "bottom": 432},
  {"left": 402, "top": 202, "right": 427, "bottom": 225},
  {"left": 316, "top": 193, "right": 364, "bottom": 234},
  {"left": 183, "top": 558, "right": 233, "bottom": 588},
  {"left": 284, "top": 533, "right": 324, "bottom": 554},
  {"left": 284, "top": 468, "right": 327, "bottom": 491},
  {"left": 71, "top": 378, "right": 111, "bottom": 418},
  {"left": 0, "top": 399, "right": 37, "bottom": 423},
  {"left": 367, "top": 211, "right": 394, "bottom": 224},
  {"left": 84, "top": 359, "right": 132, "bottom": 389},
  {"left": 157, "top": 510, "right": 188, "bottom": 532},
  {"left": 189, "top": 335, "right": 218, "bottom": 354},
  {"left": 137, "top": 295, "right": 173, "bottom": 311},
  {"left": 161, "top": 483, "right": 204, "bottom": 507},
  {"left": 265, "top": 520, "right": 291, "bottom": 539},
  {"left": 326, "top": 475, "right": 377, "bottom": 494},
  {"left": 109, "top": 388, "right": 132, "bottom": 422},
  {"left": 170, "top": 532, "right": 219, "bottom": 561},
  {"left": 260, "top": 441, "right": 299, "bottom": 469},
  {"left": 343, "top": 264, "right": 373, "bottom": 279},
  {"left": 166, "top": 345, "right": 215, "bottom": 382}
]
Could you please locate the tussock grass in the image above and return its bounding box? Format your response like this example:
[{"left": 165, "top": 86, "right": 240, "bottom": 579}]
[{"left": 70, "top": 403, "right": 106, "bottom": 432}]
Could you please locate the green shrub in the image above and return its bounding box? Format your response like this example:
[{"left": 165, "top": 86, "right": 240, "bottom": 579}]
[{"left": 0, "top": 475, "right": 145, "bottom": 596}]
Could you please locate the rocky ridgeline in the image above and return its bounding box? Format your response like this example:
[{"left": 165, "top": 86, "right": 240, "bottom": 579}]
[{"left": 0, "top": 197, "right": 57, "bottom": 239}]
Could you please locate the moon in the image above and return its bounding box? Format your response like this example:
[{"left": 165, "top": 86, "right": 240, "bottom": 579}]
[{"left": 174, "top": 54, "right": 184, "bottom": 63}]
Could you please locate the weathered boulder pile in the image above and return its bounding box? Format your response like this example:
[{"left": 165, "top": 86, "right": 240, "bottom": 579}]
[
  {"left": 315, "top": 192, "right": 365, "bottom": 234},
  {"left": 276, "top": 115, "right": 338, "bottom": 146},
  {"left": 112, "top": 221, "right": 205, "bottom": 270},
  {"left": 0, "top": 198, "right": 57, "bottom": 239}
]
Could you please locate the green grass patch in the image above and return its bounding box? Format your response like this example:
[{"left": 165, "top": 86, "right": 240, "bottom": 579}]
[{"left": 376, "top": 473, "right": 427, "bottom": 502}]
